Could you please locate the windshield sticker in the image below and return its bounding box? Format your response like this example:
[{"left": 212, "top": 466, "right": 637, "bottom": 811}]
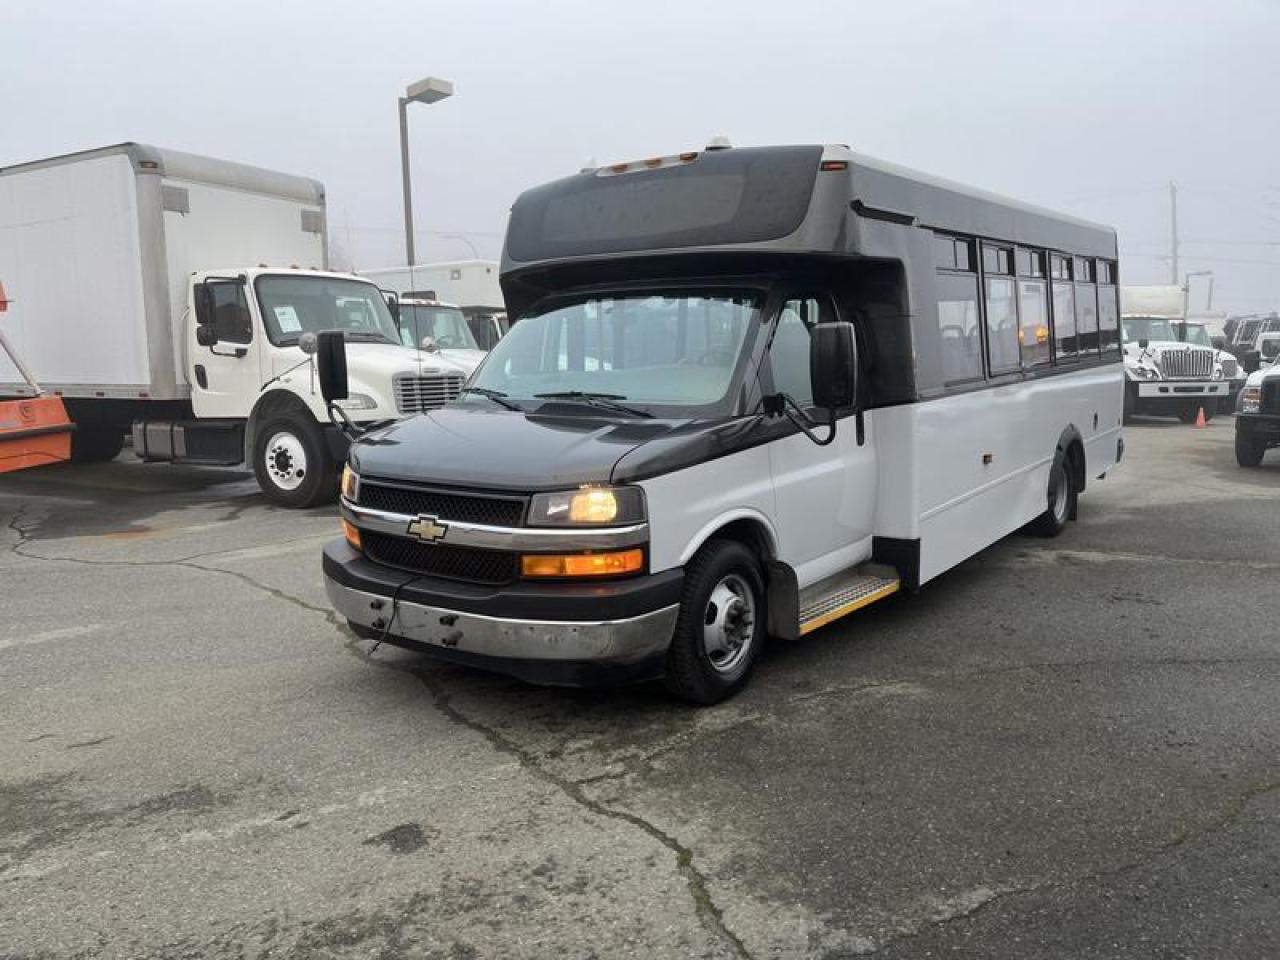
[{"left": 274, "top": 305, "right": 302, "bottom": 333}]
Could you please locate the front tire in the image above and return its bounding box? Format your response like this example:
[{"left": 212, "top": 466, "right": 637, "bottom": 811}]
[
  {"left": 1027, "top": 453, "right": 1076, "bottom": 537},
  {"left": 664, "top": 540, "right": 766, "bottom": 705},
  {"left": 252, "top": 414, "right": 337, "bottom": 508},
  {"left": 1235, "top": 427, "right": 1266, "bottom": 467}
]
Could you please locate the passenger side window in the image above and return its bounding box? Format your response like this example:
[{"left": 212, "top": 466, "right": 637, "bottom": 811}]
[
  {"left": 209, "top": 282, "right": 252, "bottom": 345},
  {"left": 983, "top": 244, "right": 1019, "bottom": 374},
  {"left": 1075, "top": 282, "right": 1099, "bottom": 354},
  {"left": 1050, "top": 255, "right": 1076, "bottom": 362},
  {"left": 1018, "top": 279, "right": 1051, "bottom": 366},
  {"left": 936, "top": 273, "right": 983, "bottom": 383},
  {"left": 769, "top": 297, "right": 831, "bottom": 407}
]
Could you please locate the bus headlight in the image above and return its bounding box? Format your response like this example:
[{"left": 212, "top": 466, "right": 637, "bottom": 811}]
[
  {"left": 1241, "top": 387, "right": 1261, "bottom": 414},
  {"left": 528, "top": 486, "right": 646, "bottom": 526},
  {"left": 341, "top": 464, "right": 360, "bottom": 501}
]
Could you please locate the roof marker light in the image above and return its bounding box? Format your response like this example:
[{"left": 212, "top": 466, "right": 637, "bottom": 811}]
[{"left": 820, "top": 160, "right": 849, "bottom": 172}]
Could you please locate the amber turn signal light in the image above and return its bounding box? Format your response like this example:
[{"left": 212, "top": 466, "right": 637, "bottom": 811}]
[
  {"left": 521, "top": 549, "right": 644, "bottom": 579},
  {"left": 342, "top": 519, "right": 362, "bottom": 551}
]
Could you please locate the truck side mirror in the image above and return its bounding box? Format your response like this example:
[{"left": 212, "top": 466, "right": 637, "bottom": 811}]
[
  {"left": 1138, "top": 338, "right": 1149, "bottom": 350},
  {"left": 317, "top": 330, "right": 349, "bottom": 402},
  {"left": 194, "top": 281, "right": 215, "bottom": 327},
  {"left": 382, "top": 290, "right": 400, "bottom": 324},
  {"left": 195, "top": 324, "right": 218, "bottom": 347},
  {"left": 810, "top": 322, "right": 858, "bottom": 410},
  {"left": 1243, "top": 350, "right": 1261, "bottom": 374}
]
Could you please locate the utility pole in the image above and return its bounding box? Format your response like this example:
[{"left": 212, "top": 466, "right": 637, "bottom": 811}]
[{"left": 1169, "top": 181, "right": 1179, "bottom": 284}]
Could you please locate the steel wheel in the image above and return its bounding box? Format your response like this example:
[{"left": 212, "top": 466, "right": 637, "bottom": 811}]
[
  {"left": 702, "top": 573, "right": 757, "bottom": 674},
  {"left": 264, "top": 430, "right": 308, "bottom": 492},
  {"left": 1049, "top": 462, "right": 1070, "bottom": 526}
]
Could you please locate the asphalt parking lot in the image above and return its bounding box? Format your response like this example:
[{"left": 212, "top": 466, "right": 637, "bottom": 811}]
[{"left": 2, "top": 418, "right": 1278, "bottom": 959}]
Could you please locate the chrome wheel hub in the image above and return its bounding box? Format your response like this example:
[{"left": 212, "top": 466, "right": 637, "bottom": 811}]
[
  {"left": 265, "top": 431, "right": 307, "bottom": 491},
  {"left": 702, "top": 573, "right": 756, "bottom": 674}
]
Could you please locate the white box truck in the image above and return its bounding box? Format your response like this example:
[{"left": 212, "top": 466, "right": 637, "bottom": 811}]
[
  {"left": 0, "top": 143, "right": 479, "bottom": 506},
  {"left": 359, "top": 260, "right": 508, "bottom": 349}
]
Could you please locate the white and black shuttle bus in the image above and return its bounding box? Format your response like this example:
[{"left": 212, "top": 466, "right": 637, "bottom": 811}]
[{"left": 320, "top": 144, "right": 1124, "bottom": 703}]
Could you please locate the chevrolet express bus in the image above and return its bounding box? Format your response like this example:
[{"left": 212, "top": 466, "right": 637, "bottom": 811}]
[{"left": 320, "top": 143, "right": 1125, "bottom": 704}]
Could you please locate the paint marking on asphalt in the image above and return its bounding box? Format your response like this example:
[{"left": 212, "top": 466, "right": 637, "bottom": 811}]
[{"left": 0, "top": 623, "right": 104, "bottom": 651}]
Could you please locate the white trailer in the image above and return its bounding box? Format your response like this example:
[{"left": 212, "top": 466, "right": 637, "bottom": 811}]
[
  {"left": 359, "top": 260, "right": 508, "bottom": 349},
  {"left": 0, "top": 144, "right": 478, "bottom": 505}
]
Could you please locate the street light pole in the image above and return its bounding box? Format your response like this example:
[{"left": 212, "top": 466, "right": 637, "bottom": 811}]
[
  {"left": 396, "top": 76, "right": 454, "bottom": 268},
  {"left": 398, "top": 97, "right": 415, "bottom": 267}
]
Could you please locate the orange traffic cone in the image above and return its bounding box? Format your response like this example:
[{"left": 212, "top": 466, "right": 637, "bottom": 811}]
[{"left": 1193, "top": 406, "right": 1207, "bottom": 428}]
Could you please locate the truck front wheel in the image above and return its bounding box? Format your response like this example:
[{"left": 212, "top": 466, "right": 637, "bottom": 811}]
[
  {"left": 1235, "top": 427, "right": 1267, "bottom": 468},
  {"left": 252, "top": 414, "right": 338, "bottom": 508}
]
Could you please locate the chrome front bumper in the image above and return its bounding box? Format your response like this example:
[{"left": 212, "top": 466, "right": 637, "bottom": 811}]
[{"left": 326, "top": 577, "right": 678, "bottom": 667}]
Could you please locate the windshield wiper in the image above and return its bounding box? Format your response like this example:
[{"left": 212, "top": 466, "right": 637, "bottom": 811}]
[
  {"left": 344, "top": 331, "right": 395, "bottom": 344},
  {"left": 459, "top": 386, "right": 522, "bottom": 411},
  {"left": 533, "top": 391, "right": 654, "bottom": 418}
]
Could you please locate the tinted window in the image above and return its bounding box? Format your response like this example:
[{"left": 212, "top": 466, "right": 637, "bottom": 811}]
[
  {"left": 1076, "top": 258, "right": 1095, "bottom": 283},
  {"left": 1076, "top": 284, "right": 1099, "bottom": 353},
  {"left": 937, "top": 272, "right": 983, "bottom": 383},
  {"left": 771, "top": 298, "right": 830, "bottom": 407},
  {"left": 209, "top": 281, "right": 252, "bottom": 344},
  {"left": 1098, "top": 285, "right": 1119, "bottom": 353},
  {"left": 983, "top": 245, "right": 1013, "bottom": 276},
  {"left": 985, "top": 276, "right": 1020, "bottom": 373},
  {"left": 1051, "top": 255, "right": 1073, "bottom": 281},
  {"left": 1017, "top": 249, "right": 1046, "bottom": 278},
  {"left": 506, "top": 145, "right": 822, "bottom": 261},
  {"left": 1053, "top": 281, "right": 1077, "bottom": 361},
  {"left": 1018, "top": 279, "right": 1051, "bottom": 366}
]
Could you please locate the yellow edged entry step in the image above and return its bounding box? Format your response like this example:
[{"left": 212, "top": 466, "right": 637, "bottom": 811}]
[{"left": 798, "top": 567, "right": 901, "bottom": 636}]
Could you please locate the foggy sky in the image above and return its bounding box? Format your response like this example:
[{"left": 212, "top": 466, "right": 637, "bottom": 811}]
[{"left": 5, "top": 0, "right": 1280, "bottom": 314}]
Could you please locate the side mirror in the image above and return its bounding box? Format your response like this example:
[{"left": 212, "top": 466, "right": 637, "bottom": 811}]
[
  {"left": 195, "top": 324, "right": 218, "bottom": 347},
  {"left": 1243, "top": 351, "right": 1261, "bottom": 374},
  {"left": 1138, "top": 338, "right": 1150, "bottom": 350},
  {"left": 317, "top": 330, "right": 349, "bottom": 402},
  {"left": 420, "top": 336, "right": 440, "bottom": 354},
  {"left": 382, "top": 290, "right": 400, "bottom": 323},
  {"left": 298, "top": 332, "right": 318, "bottom": 355},
  {"left": 194, "top": 281, "right": 215, "bottom": 327},
  {"left": 810, "top": 322, "right": 858, "bottom": 410}
]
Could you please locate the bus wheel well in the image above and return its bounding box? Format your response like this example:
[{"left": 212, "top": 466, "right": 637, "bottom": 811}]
[
  {"left": 702, "top": 518, "right": 775, "bottom": 562},
  {"left": 1055, "top": 427, "right": 1086, "bottom": 501}
]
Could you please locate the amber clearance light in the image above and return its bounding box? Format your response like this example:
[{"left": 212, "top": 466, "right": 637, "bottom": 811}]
[
  {"left": 342, "top": 519, "right": 362, "bottom": 551},
  {"left": 521, "top": 549, "right": 644, "bottom": 579}
]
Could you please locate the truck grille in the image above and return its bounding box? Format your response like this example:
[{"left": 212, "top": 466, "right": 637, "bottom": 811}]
[
  {"left": 1263, "top": 381, "right": 1280, "bottom": 414},
  {"left": 358, "top": 480, "right": 525, "bottom": 527},
  {"left": 1157, "top": 346, "right": 1214, "bottom": 380},
  {"left": 362, "top": 531, "right": 518, "bottom": 585},
  {"left": 394, "top": 373, "right": 465, "bottom": 415}
]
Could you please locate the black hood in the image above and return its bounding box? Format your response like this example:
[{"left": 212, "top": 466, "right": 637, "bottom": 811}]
[{"left": 348, "top": 406, "right": 686, "bottom": 492}]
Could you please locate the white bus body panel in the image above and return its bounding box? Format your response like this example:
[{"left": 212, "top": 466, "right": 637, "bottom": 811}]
[
  {"left": 914, "top": 365, "right": 1123, "bottom": 583},
  {"left": 641, "top": 365, "right": 1122, "bottom": 590},
  {"left": 0, "top": 144, "right": 325, "bottom": 401},
  {"left": 360, "top": 261, "right": 503, "bottom": 311}
]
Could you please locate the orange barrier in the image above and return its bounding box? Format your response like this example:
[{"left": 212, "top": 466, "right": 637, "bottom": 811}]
[
  {"left": 0, "top": 395, "right": 73, "bottom": 473},
  {"left": 0, "top": 278, "right": 75, "bottom": 472}
]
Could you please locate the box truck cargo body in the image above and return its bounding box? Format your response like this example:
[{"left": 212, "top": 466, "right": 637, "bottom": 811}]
[
  {"left": 0, "top": 143, "right": 326, "bottom": 400},
  {"left": 359, "top": 260, "right": 508, "bottom": 349},
  {"left": 0, "top": 144, "right": 480, "bottom": 505}
]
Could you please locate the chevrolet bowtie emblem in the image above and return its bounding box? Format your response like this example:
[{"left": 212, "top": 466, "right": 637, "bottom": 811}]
[{"left": 406, "top": 515, "right": 449, "bottom": 543}]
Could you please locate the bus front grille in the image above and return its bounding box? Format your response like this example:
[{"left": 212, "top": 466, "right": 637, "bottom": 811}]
[
  {"left": 1157, "top": 347, "right": 1214, "bottom": 380},
  {"left": 394, "top": 373, "right": 466, "bottom": 415},
  {"left": 361, "top": 531, "right": 519, "bottom": 585}
]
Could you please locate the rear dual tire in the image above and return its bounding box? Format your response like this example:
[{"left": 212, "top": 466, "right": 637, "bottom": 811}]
[{"left": 69, "top": 427, "right": 125, "bottom": 463}]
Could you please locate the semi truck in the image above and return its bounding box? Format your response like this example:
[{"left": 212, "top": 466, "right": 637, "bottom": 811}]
[
  {"left": 0, "top": 143, "right": 478, "bottom": 506},
  {"left": 359, "top": 260, "right": 508, "bottom": 349},
  {"left": 1119, "top": 285, "right": 1239, "bottom": 421}
]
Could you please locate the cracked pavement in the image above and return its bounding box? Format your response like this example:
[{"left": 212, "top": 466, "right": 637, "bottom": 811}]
[{"left": 2, "top": 420, "right": 1279, "bottom": 958}]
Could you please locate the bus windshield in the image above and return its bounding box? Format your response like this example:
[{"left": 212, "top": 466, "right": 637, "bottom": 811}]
[
  {"left": 256, "top": 275, "right": 400, "bottom": 346},
  {"left": 468, "top": 292, "right": 759, "bottom": 412},
  {"left": 399, "top": 304, "right": 479, "bottom": 350},
  {"left": 1121, "top": 316, "right": 1175, "bottom": 344}
]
